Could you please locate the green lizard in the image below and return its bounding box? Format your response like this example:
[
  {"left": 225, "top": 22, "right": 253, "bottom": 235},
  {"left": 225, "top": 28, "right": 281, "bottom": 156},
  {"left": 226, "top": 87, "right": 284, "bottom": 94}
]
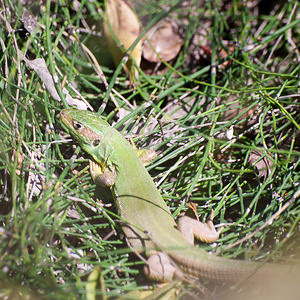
[{"left": 60, "top": 108, "right": 294, "bottom": 284}]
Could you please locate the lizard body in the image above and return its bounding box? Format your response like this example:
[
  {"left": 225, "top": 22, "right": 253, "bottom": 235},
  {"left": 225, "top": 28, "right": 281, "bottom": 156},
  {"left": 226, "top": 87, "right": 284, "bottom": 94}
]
[{"left": 60, "top": 108, "right": 293, "bottom": 283}]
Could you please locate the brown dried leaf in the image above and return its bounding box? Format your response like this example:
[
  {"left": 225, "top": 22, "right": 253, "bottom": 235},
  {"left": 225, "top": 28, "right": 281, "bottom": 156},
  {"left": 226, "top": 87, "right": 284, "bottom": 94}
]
[
  {"left": 248, "top": 150, "right": 274, "bottom": 181},
  {"left": 143, "top": 21, "right": 183, "bottom": 63},
  {"left": 104, "top": 0, "right": 142, "bottom": 81}
]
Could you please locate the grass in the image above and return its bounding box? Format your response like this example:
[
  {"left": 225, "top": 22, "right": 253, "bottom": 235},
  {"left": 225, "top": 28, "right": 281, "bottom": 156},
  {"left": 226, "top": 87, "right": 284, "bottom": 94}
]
[{"left": 0, "top": 0, "right": 299, "bottom": 299}]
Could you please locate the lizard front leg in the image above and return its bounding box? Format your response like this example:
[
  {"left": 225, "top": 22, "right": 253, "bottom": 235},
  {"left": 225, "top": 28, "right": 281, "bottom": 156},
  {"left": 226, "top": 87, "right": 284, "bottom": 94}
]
[{"left": 89, "top": 159, "right": 116, "bottom": 187}]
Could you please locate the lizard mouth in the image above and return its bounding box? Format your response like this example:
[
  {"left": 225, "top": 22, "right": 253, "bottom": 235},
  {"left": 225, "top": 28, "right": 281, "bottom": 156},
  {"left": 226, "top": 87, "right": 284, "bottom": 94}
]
[{"left": 60, "top": 109, "right": 72, "bottom": 127}]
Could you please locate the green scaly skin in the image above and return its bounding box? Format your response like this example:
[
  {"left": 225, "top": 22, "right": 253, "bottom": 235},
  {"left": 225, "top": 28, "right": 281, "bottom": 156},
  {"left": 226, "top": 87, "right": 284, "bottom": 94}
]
[{"left": 60, "top": 108, "right": 292, "bottom": 283}]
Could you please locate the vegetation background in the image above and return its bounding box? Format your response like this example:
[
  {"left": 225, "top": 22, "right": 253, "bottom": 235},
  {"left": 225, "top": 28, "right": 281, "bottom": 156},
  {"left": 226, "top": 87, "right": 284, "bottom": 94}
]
[{"left": 0, "top": 0, "right": 299, "bottom": 299}]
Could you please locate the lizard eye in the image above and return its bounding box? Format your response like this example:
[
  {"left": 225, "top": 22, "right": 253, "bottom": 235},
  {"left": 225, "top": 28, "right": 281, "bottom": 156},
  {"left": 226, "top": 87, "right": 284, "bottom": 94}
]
[
  {"left": 92, "top": 139, "right": 100, "bottom": 147},
  {"left": 73, "top": 121, "right": 82, "bottom": 130}
]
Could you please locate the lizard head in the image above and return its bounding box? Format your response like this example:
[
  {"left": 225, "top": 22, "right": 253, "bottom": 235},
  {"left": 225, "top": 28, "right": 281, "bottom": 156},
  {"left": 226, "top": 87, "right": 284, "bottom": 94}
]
[{"left": 60, "top": 108, "right": 114, "bottom": 168}]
